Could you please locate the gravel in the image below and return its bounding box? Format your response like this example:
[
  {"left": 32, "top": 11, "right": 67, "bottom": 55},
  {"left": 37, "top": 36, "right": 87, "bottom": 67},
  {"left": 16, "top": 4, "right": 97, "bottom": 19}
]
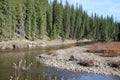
[{"left": 36, "top": 47, "right": 120, "bottom": 76}]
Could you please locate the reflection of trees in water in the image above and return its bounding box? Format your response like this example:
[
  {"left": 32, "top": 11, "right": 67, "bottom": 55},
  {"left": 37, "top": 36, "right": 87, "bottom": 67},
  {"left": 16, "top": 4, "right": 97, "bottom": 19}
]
[
  {"left": 10, "top": 59, "right": 63, "bottom": 80},
  {"left": 10, "top": 59, "right": 32, "bottom": 80}
]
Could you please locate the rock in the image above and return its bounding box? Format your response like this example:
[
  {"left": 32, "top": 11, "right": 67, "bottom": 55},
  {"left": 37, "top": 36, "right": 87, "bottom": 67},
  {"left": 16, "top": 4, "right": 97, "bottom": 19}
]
[{"left": 68, "top": 55, "right": 77, "bottom": 61}]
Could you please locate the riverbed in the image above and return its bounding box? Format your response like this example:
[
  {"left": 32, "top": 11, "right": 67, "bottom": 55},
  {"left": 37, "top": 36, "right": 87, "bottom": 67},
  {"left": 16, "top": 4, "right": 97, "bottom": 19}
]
[{"left": 0, "top": 43, "right": 120, "bottom": 80}]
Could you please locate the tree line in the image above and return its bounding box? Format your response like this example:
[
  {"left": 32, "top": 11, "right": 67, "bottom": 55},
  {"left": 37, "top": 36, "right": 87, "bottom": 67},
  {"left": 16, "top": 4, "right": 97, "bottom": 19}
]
[{"left": 0, "top": 0, "right": 119, "bottom": 41}]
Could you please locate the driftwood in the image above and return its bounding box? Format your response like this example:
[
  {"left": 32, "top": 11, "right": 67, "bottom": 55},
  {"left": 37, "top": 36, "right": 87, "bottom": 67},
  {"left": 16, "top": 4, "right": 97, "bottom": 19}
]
[
  {"left": 77, "top": 60, "right": 94, "bottom": 67},
  {"left": 108, "top": 61, "right": 120, "bottom": 68}
]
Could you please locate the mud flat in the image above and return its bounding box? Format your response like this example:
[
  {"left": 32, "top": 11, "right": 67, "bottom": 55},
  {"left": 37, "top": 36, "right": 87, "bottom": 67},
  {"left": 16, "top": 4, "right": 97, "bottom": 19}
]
[{"left": 36, "top": 46, "right": 120, "bottom": 76}]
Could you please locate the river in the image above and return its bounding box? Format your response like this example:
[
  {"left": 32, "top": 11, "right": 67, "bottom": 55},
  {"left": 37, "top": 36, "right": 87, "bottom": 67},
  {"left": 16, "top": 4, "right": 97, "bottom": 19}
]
[{"left": 0, "top": 43, "right": 120, "bottom": 80}]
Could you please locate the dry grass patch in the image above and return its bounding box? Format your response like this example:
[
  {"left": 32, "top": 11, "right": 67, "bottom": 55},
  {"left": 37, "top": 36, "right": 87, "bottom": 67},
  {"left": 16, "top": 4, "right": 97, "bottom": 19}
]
[
  {"left": 48, "top": 49, "right": 57, "bottom": 55},
  {"left": 70, "top": 44, "right": 76, "bottom": 48},
  {"left": 86, "top": 42, "right": 120, "bottom": 57},
  {"left": 101, "top": 49, "right": 120, "bottom": 57}
]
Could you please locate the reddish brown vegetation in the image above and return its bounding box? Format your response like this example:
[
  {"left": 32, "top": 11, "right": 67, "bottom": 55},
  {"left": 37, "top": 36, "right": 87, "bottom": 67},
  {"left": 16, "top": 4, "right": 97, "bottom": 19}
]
[
  {"left": 86, "top": 42, "right": 120, "bottom": 57},
  {"left": 48, "top": 49, "right": 57, "bottom": 55},
  {"left": 70, "top": 44, "right": 76, "bottom": 48}
]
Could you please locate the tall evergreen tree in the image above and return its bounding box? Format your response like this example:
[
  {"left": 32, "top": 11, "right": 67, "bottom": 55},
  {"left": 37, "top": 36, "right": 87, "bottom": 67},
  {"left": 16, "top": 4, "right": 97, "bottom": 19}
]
[
  {"left": 58, "top": 0, "right": 63, "bottom": 39},
  {"left": 31, "top": 0, "right": 37, "bottom": 40},
  {"left": 0, "top": 9, "right": 5, "bottom": 41},
  {"left": 73, "top": 5, "right": 83, "bottom": 39},
  {"left": 83, "top": 11, "right": 90, "bottom": 39},
  {"left": 25, "top": 0, "right": 33, "bottom": 40},
  {"left": 47, "top": 1, "right": 53, "bottom": 38},
  {"left": 63, "top": 1, "right": 70, "bottom": 39},
  {"left": 0, "top": 0, "right": 5, "bottom": 41},
  {"left": 6, "top": 0, "right": 12, "bottom": 39},
  {"left": 35, "top": 0, "right": 48, "bottom": 39},
  {"left": 52, "top": 0, "right": 63, "bottom": 39},
  {"left": 11, "top": 0, "right": 17, "bottom": 39},
  {"left": 0, "top": 0, "right": 119, "bottom": 41},
  {"left": 17, "top": 0, "right": 26, "bottom": 39},
  {"left": 70, "top": 5, "right": 76, "bottom": 39}
]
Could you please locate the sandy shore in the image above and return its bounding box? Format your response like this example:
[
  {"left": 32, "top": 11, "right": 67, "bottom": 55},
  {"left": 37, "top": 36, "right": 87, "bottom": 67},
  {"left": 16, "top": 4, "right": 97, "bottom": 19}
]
[
  {"left": 36, "top": 46, "right": 120, "bottom": 76},
  {"left": 0, "top": 39, "right": 92, "bottom": 50}
]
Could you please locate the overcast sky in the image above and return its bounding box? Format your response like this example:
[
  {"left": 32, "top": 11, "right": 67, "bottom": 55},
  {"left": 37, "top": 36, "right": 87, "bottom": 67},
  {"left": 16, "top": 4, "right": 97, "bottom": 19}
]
[{"left": 51, "top": 0, "right": 120, "bottom": 21}]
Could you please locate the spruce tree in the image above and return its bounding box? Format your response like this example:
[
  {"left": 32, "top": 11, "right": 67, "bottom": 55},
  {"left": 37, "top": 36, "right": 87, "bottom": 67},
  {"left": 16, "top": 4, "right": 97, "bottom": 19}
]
[
  {"left": 0, "top": 10, "right": 5, "bottom": 41},
  {"left": 70, "top": 5, "right": 76, "bottom": 39},
  {"left": 83, "top": 11, "right": 90, "bottom": 39},
  {"left": 25, "top": 0, "right": 33, "bottom": 40},
  {"left": 58, "top": 0, "right": 63, "bottom": 39},
  {"left": 74, "top": 5, "right": 83, "bottom": 39},
  {"left": 47, "top": 1, "right": 53, "bottom": 38},
  {"left": 52, "top": 0, "right": 59, "bottom": 39},
  {"left": 35, "top": 0, "right": 47, "bottom": 39},
  {"left": 40, "top": 0, "right": 47, "bottom": 39},
  {"left": 11, "top": 0, "right": 17, "bottom": 39},
  {"left": 31, "top": 0, "right": 37, "bottom": 40},
  {"left": 0, "top": 0, "right": 119, "bottom": 41},
  {"left": 63, "top": 1, "right": 70, "bottom": 39},
  {"left": 6, "top": 0, "right": 12, "bottom": 39}
]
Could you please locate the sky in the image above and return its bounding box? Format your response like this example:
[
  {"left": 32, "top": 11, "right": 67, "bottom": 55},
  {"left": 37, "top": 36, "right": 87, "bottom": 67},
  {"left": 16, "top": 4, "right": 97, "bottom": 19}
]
[{"left": 51, "top": 0, "right": 120, "bottom": 22}]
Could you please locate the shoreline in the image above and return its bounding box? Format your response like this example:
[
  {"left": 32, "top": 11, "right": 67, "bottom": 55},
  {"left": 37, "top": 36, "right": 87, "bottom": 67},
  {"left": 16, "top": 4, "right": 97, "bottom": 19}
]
[
  {"left": 36, "top": 46, "right": 120, "bottom": 76},
  {"left": 0, "top": 39, "right": 92, "bottom": 51}
]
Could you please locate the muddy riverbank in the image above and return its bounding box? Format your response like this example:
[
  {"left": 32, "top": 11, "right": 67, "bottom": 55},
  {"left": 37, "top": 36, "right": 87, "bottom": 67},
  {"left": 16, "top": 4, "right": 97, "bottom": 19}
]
[
  {"left": 36, "top": 46, "right": 120, "bottom": 76},
  {"left": 0, "top": 39, "right": 92, "bottom": 51}
]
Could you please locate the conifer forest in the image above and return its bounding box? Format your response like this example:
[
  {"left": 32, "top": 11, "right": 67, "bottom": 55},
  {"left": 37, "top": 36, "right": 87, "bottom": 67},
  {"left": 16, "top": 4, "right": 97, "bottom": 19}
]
[{"left": 0, "top": 0, "right": 119, "bottom": 41}]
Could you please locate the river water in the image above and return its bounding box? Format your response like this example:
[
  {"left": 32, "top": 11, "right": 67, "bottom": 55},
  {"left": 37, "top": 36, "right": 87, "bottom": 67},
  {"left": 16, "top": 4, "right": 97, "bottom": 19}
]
[{"left": 0, "top": 43, "right": 120, "bottom": 80}]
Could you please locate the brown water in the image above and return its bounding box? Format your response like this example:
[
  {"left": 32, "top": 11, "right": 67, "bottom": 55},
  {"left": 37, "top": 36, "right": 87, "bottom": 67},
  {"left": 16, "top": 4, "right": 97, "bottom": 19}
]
[{"left": 0, "top": 43, "right": 120, "bottom": 80}]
